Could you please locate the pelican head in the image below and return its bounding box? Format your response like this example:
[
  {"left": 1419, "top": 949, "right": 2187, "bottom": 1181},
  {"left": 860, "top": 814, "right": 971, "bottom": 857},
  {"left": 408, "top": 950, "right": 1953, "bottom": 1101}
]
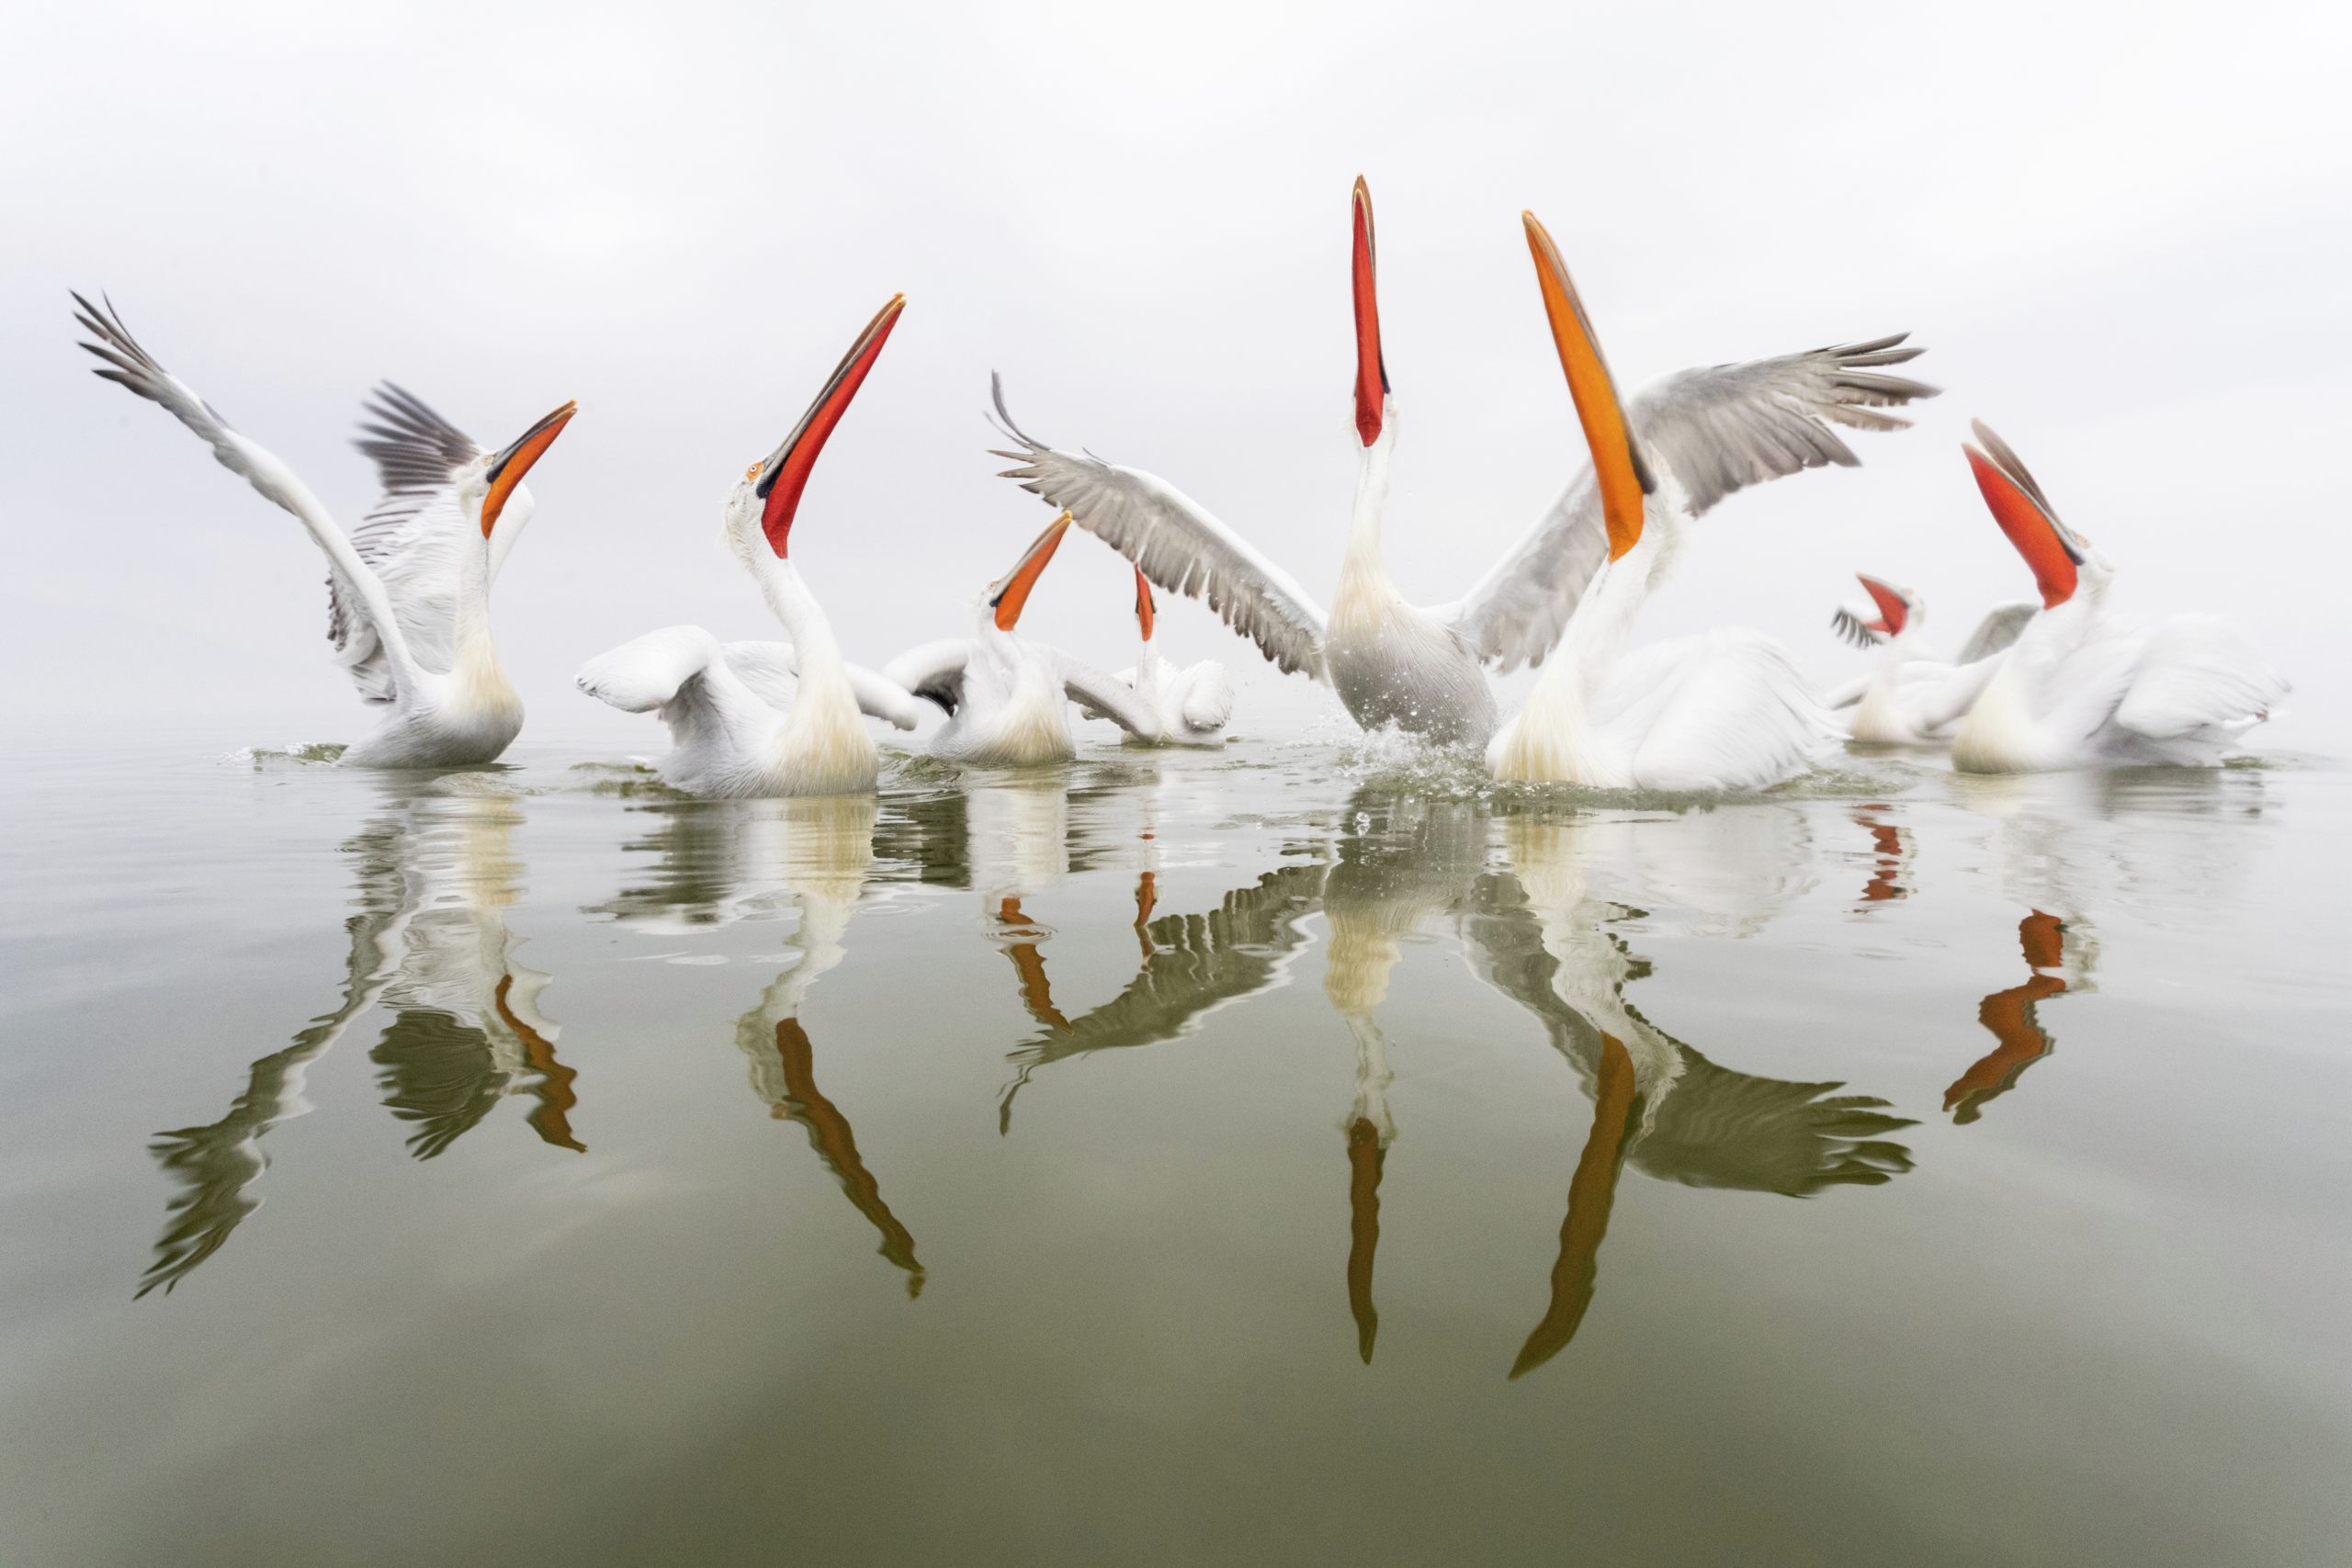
[
  {"left": 1522, "top": 210, "right": 1655, "bottom": 562},
  {"left": 1351, "top": 175, "right": 1390, "bottom": 448},
  {"left": 1963, "top": 419, "right": 2107, "bottom": 608},
  {"left": 469, "top": 400, "right": 578, "bottom": 539},
  {"left": 985, "top": 512, "right": 1072, "bottom": 635},
  {"left": 1862, "top": 573, "right": 1919, "bottom": 637},
  {"left": 725, "top": 294, "right": 906, "bottom": 566}
]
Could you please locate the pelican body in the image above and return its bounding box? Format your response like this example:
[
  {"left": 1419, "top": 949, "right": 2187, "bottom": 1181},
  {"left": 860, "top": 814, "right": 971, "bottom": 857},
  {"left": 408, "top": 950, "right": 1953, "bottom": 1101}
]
[
  {"left": 1485, "top": 217, "right": 1834, "bottom": 791},
  {"left": 990, "top": 177, "right": 1936, "bottom": 750},
  {"left": 1947, "top": 423, "right": 2287, "bottom": 773},
  {"left": 1116, "top": 570, "right": 1234, "bottom": 747},
  {"left": 886, "top": 517, "right": 1170, "bottom": 764},
  {"left": 74, "top": 294, "right": 574, "bottom": 767},
  {"left": 576, "top": 297, "right": 925, "bottom": 796},
  {"left": 1828, "top": 575, "right": 2034, "bottom": 746}
]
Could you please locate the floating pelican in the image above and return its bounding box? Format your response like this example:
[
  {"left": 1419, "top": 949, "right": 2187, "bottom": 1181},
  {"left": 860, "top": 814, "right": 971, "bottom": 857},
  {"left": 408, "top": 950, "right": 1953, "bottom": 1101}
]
[
  {"left": 1485, "top": 216, "right": 1837, "bottom": 789},
  {"left": 989, "top": 177, "right": 1935, "bottom": 749},
  {"left": 882, "top": 515, "right": 1161, "bottom": 763},
  {"left": 1110, "top": 570, "right": 1234, "bottom": 747},
  {"left": 575, "top": 297, "right": 927, "bottom": 796},
  {"left": 74, "top": 294, "right": 574, "bottom": 767},
  {"left": 1825, "top": 574, "right": 2035, "bottom": 745},
  {"left": 1949, "top": 422, "right": 2288, "bottom": 773}
]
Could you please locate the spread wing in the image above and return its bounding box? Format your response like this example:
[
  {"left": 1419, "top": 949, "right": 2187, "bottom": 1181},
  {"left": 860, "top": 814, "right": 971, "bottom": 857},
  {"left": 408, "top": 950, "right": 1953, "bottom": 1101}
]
[
  {"left": 1954, "top": 601, "right": 2040, "bottom": 666},
  {"left": 74, "top": 292, "right": 418, "bottom": 698},
  {"left": 989, "top": 376, "right": 1329, "bottom": 679},
  {"left": 2112, "top": 615, "right": 2290, "bottom": 740},
  {"left": 718, "top": 641, "right": 927, "bottom": 731},
  {"left": 1051, "top": 649, "right": 1159, "bottom": 738},
  {"left": 1442, "top": 335, "right": 1939, "bottom": 671},
  {"left": 881, "top": 639, "right": 980, "bottom": 716},
  {"left": 338, "top": 385, "right": 489, "bottom": 689},
  {"left": 1831, "top": 604, "right": 1888, "bottom": 651}
]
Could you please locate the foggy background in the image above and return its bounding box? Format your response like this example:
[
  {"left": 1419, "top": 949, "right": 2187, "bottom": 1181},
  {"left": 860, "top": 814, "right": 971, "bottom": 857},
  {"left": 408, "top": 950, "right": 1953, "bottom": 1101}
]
[{"left": 5, "top": 0, "right": 2346, "bottom": 752}]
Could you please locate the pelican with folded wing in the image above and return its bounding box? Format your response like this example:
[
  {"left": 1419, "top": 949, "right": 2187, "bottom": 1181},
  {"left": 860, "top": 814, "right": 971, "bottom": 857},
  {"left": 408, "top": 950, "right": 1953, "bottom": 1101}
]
[
  {"left": 1825, "top": 574, "right": 2036, "bottom": 745},
  {"left": 576, "top": 297, "right": 928, "bottom": 796},
  {"left": 1949, "top": 421, "right": 2288, "bottom": 773},
  {"left": 882, "top": 514, "right": 1165, "bottom": 764}
]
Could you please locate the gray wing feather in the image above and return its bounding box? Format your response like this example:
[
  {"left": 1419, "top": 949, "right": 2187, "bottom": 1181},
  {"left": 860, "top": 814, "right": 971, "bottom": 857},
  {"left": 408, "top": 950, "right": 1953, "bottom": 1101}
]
[
  {"left": 1954, "top": 601, "right": 2040, "bottom": 666},
  {"left": 74, "top": 292, "right": 402, "bottom": 700},
  {"left": 1445, "top": 335, "right": 1939, "bottom": 672},
  {"left": 1831, "top": 604, "right": 1886, "bottom": 651},
  {"left": 989, "top": 376, "right": 1329, "bottom": 679}
]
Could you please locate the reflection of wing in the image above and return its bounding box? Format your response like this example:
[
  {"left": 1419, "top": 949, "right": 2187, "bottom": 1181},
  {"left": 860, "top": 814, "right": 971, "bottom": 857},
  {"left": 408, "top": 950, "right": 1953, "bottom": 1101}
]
[
  {"left": 370, "top": 1007, "right": 510, "bottom": 1159},
  {"left": 1634, "top": 1045, "right": 1915, "bottom": 1195},
  {"left": 1460, "top": 874, "right": 1913, "bottom": 1197},
  {"left": 139, "top": 819, "right": 413, "bottom": 1297},
  {"left": 999, "top": 864, "right": 1328, "bottom": 1125}
]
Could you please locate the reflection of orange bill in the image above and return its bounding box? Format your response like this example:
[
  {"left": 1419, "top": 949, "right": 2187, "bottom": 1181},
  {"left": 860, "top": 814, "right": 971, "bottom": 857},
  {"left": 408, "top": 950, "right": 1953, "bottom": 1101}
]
[
  {"left": 1511, "top": 1031, "right": 1637, "bottom": 1378},
  {"left": 774, "top": 1017, "right": 924, "bottom": 1292},
  {"left": 1946, "top": 911, "right": 2068, "bottom": 1122},
  {"left": 1346, "top": 1116, "right": 1385, "bottom": 1364}
]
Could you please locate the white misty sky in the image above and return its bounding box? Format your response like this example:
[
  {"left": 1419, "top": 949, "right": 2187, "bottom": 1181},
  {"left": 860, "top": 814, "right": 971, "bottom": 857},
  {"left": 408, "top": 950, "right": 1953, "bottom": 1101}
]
[{"left": 4, "top": 0, "right": 2345, "bottom": 750}]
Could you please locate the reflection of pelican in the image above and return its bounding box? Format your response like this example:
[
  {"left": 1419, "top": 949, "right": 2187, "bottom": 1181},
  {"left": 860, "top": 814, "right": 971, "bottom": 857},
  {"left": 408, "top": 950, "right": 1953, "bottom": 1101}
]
[
  {"left": 1825, "top": 573, "right": 2034, "bottom": 745},
  {"left": 1464, "top": 811, "right": 1914, "bottom": 1374},
  {"left": 1945, "top": 910, "right": 2084, "bottom": 1124},
  {"left": 1852, "top": 803, "right": 1914, "bottom": 908},
  {"left": 141, "top": 780, "right": 578, "bottom": 1297},
  {"left": 1323, "top": 790, "right": 1491, "bottom": 1360},
  {"left": 599, "top": 795, "right": 923, "bottom": 1292},
  {"left": 994, "top": 863, "right": 1329, "bottom": 1130}
]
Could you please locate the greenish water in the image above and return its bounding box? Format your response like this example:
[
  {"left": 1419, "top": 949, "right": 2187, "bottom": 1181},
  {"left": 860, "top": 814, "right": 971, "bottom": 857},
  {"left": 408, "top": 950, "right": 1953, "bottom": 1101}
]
[{"left": 2, "top": 732, "right": 2346, "bottom": 1565}]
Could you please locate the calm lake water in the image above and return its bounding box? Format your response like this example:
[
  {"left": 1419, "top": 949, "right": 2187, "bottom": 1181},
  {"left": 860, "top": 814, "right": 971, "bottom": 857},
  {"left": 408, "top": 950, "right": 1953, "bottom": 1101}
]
[{"left": 2, "top": 729, "right": 2346, "bottom": 1566}]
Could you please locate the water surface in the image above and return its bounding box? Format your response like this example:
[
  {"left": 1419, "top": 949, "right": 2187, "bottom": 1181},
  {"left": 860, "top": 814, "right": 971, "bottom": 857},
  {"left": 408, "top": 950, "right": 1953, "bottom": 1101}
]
[{"left": 2, "top": 731, "right": 2346, "bottom": 1565}]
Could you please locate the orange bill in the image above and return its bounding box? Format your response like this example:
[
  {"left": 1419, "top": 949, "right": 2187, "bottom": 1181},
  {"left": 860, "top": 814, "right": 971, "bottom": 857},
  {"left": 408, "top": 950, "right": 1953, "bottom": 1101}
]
[
  {"left": 1351, "top": 175, "right": 1388, "bottom": 447},
  {"left": 755, "top": 293, "right": 907, "bottom": 556},
  {"left": 1857, "top": 573, "right": 1910, "bottom": 637},
  {"left": 481, "top": 400, "right": 578, "bottom": 536},
  {"left": 1963, "top": 435, "right": 2079, "bottom": 608},
  {"left": 1133, "top": 566, "right": 1156, "bottom": 640},
  {"left": 989, "top": 511, "right": 1071, "bottom": 631},
  {"left": 1522, "top": 212, "right": 1650, "bottom": 559}
]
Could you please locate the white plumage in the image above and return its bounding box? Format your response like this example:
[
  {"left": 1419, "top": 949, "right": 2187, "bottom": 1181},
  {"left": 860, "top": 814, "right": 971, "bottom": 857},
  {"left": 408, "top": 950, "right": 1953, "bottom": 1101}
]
[
  {"left": 1947, "top": 422, "right": 2288, "bottom": 773},
  {"left": 988, "top": 178, "right": 1937, "bottom": 748},
  {"left": 75, "top": 293, "right": 575, "bottom": 767},
  {"left": 577, "top": 296, "right": 920, "bottom": 797}
]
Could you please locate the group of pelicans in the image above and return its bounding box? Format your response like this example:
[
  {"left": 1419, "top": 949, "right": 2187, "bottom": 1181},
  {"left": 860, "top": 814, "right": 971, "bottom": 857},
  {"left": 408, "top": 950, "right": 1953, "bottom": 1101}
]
[{"left": 76, "top": 178, "right": 2289, "bottom": 788}]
